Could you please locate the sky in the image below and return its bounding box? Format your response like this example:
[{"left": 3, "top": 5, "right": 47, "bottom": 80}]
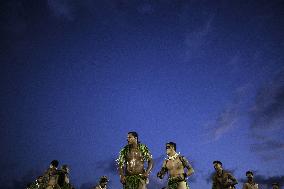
[{"left": 0, "top": 0, "right": 283, "bottom": 189}]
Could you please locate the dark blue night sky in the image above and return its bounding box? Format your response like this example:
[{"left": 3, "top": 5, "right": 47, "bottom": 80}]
[{"left": 0, "top": 0, "right": 283, "bottom": 189}]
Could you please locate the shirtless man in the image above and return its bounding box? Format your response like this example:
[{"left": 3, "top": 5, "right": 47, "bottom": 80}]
[
  {"left": 94, "top": 176, "right": 109, "bottom": 189},
  {"left": 28, "top": 175, "right": 44, "bottom": 189},
  {"left": 242, "top": 171, "right": 258, "bottom": 189},
  {"left": 117, "top": 131, "right": 153, "bottom": 189},
  {"left": 46, "top": 175, "right": 61, "bottom": 189},
  {"left": 212, "top": 160, "right": 238, "bottom": 189},
  {"left": 157, "top": 142, "right": 194, "bottom": 189},
  {"left": 272, "top": 183, "right": 280, "bottom": 189},
  {"left": 42, "top": 160, "right": 59, "bottom": 188},
  {"left": 58, "top": 165, "right": 73, "bottom": 189}
]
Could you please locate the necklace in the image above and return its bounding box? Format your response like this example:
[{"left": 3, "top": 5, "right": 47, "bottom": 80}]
[{"left": 167, "top": 152, "right": 180, "bottom": 160}]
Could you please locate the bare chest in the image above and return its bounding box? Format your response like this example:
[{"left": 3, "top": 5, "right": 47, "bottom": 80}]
[
  {"left": 245, "top": 183, "right": 258, "bottom": 189},
  {"left": 126, "top": 148, "right": 143, "bottom": 161},
  {"left": 166, "top": 159, "right": 184, "bottom": 170}
]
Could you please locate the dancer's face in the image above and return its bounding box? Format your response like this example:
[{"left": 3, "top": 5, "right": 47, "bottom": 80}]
[
  {"left": 214, "top": 163, "right": 222, "bottom": 172},
  {"left": 246, "top": 173, "right": 253, "bottom": 180},
  {"left": 127, "top": 134, "right": 137, "bottom": 145},
  {"left": 166, "top": 144, "right": 175, "bottom": 155}
]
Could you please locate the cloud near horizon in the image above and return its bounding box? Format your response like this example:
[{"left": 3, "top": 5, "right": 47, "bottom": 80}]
[{"left": 249, "top": 70, "right": 284, "bottom": 160}]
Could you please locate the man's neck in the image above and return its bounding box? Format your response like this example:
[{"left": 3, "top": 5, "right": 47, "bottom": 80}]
[
  {"left": 248, "top": 179, "right": 254, "bottom": 184},
  {"left": 217, "top": 169, "right": 223, "bottom": 176},
  {"left": 168, "top": 151, "right": 176, "bottom": 157},
  {"left": 167, "top": 151, "right": 179, "bottom": 160},
  {"left": 130, "top": 142, "right": 138, "bottom": 149}
]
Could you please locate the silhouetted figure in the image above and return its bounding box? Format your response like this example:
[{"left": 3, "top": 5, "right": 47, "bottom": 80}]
[
  {"left": 26, "top": 183, "right": 32, "bottom": 189},
  {"left": 46, "top": 175, "right": 61, "bottom": 189},
  {"left": 29, "top": 175, "right": 44, "bottom": 189},
  {"left": 211, "top": 161, "right": 238, "bottom": 189},
  {"left": 117, "top": 131, "right": 153, "bottom": 189},
  {"left": 58, "top": 165, "right": 73, "bottom": 189},
  {"left": 272, "top": 183, "right": 280, "bottom": 189},
  {"left": 242, "top": 171, "right": 258, "bottom": 189},
  {"left": 93, "top": 176, "right": 109, "bottom": 189},
  {"left": 157, "top": 142, "right": 194, "bottom": 189},
  {"left": 42, "top": 160, "right": 59, "bottom": 188}
]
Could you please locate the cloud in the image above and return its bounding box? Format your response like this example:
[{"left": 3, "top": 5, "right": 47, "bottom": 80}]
[
  {"left": 250, "top": 70, "right": 284, "bottom": 130},
  {"left": 249, "top": 70, "right": 284, "bottom": 159},
  {"left": 251, "top": 139, "right": 284, "bottom": 152},
  {"left": 206, "top": 84, "right": 250, "bottom": 141},
  {"left": 183, "top": 14, "right": 215, "bottom": 61},
  {"left": 185, "top": 17, "right": 212, "bottom": 50},
  {"left": 94, "top": 158, "right": 118, "bottom": 174},
  {"left": 206, "top": 69, "right": 284, "bottom": 154}
]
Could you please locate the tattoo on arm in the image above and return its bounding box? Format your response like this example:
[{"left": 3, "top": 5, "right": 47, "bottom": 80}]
[
  {"left": 180, "top": 156, "right": 194, "bottom": 176},
  {"left": 157, "top": 161, "right": 168, "bottom": 179}
]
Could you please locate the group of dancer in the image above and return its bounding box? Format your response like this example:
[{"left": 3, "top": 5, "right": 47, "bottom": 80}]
[
  {"left": 26, "top": 159, "right": 110, "bottom": 189},
  {"left": 26, "top": 160, "right": 76, "bottom": 189},
  {"left": 117, "top": 131, "right": 281, "bottom": 189},
  {"left": 27, "top": 131, "right": 281, "bottom": 189}
]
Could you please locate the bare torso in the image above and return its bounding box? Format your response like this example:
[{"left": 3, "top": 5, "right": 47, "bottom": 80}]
[
  {"left": 125, "top": 147, "right": 145, "bottom": 175},
  {"left": 166, "top": 157, "right": 185, "bottom": 178}
]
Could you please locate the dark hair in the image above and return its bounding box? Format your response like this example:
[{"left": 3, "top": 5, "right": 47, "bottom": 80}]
[
  {"left": 213, "top": 160, "right": 222, "bottom": 166},
  {"left": 50, "top": 160, "right": 59, "bottom": 168},
  {"left": 166, "top": 142, "right": 176, "bottom": 151},
  {"left": 272, "top": 183, "right": 279, "bottom": 186},
  {"left": 246, "top": 171, "right": 253, "bottom": 176},
  {"left": 128, "top": 131, "right": 139, "bottom": 142},
  {"left": 100, "top": 176, "right": 109, "bottom": 183}
]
